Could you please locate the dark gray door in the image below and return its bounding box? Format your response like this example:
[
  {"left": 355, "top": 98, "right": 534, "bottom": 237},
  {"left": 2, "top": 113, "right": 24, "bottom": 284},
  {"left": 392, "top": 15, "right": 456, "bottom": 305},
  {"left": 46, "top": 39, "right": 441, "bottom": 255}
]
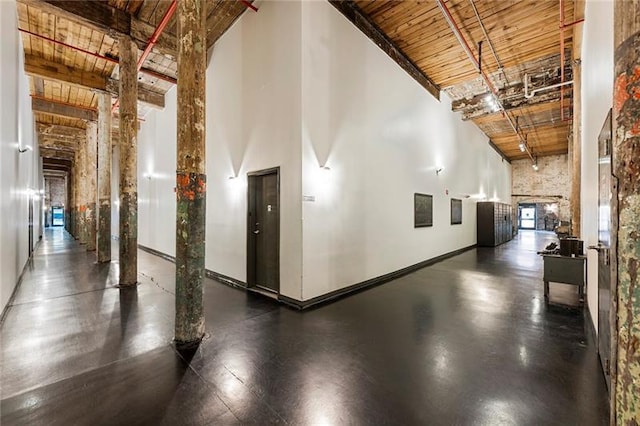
[
  {"left": 596, "top": 109, "right": 613, "bottom": 391},
  {"left": 247, "top": 168, "right": 279, "bottom": 293}
]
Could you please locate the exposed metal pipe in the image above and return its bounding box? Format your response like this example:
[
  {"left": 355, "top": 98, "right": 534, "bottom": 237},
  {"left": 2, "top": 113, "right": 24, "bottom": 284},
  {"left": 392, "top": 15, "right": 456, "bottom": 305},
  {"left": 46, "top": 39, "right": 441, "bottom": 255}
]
[
  {"left": 468, "top": 0, "right": 510, "bottom": 86},
  {"left": 562, "top": 18, "right": 584, "bottom": 29},
  {"left": 239, "top": 0, "right": 259, "bottom": 12},
  {"left": 137, "top": 0, "right": 177, "bottom": 70},
  {"left": 524, "top": 73, "right": 574, "bottom": 99},
  {"left": 113, "top": 0, "right": 177, "bottom": 112},
  {"left": 436, "top": 0, "right": 535, "bottom": 163},
  {"left": 559, "top": 0, "right": 570, "bottom": 121},
  {"left": 18, "top": 28, "right": 177, "bottom": 85}
]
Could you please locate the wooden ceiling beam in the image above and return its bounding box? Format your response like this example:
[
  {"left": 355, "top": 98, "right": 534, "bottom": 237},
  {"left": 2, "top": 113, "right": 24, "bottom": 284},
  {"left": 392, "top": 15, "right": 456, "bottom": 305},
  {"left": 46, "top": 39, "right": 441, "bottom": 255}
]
[
  {"left": 40, "top": 147, "right": 75, "bottom": 161},
  {"left": 38, "top": 138, "right": 76, "bottom": 152},
  {"left": 36, "top": 122, "right": 86, "bottom": 139},
  {"left": 24, "top": 55, "right": 165, "bottom": 109},
  {"left": 105, "top": 78, "right": 164, "bottom": 109},
  {"left": 32, "top": 97, "right": 97, "bottom": 121},
  {"left": 43, "top": 164, "right": 71, "bottom": 172},
  {"left": 17, "top": 0, "right": 177, "bottom": 59},
  {"left": 329, "top": 0, "right": 440, "bottom": 100},
  {"left": 24, "top": 54, "right": 106, "bottom": 91},
  {"left": 42, "top": 157, "right": 73, "bottom": 170}
]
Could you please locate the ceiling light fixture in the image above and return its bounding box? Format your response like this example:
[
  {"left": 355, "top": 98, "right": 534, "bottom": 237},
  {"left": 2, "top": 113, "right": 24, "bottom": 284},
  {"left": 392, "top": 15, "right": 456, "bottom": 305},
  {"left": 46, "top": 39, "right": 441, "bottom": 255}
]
[
  {"left": 436, "top": 0, "right": 537, "bottom": 166},
  {"left": 519, "top": 143, "right": 526, "bottom": 152}
]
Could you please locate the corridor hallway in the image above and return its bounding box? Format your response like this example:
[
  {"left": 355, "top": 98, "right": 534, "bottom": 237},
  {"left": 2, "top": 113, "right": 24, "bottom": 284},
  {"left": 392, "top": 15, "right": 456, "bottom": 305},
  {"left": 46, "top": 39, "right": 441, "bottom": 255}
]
[{"left": 0, "top": 228, "right": 609, "bottom": 424}]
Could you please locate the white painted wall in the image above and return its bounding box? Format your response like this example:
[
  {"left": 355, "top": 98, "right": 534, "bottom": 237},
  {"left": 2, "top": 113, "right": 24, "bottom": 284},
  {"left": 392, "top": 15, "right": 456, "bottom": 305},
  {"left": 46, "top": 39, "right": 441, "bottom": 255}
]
[
  {"left": 111, "top": 144, "right": 119, "bottom": 239},
  {"left": 299, "top": 1, "right": 511, "bottom": 300},
  {"left": 137, "top": 89, "right": 177, "bottom": 256},
  {"left": 136, "top": 0, "right": 303, "bottom": 298},
  {"left": 136, "top": 0, "right": 510, "bottom": 302},
  {"left": 0, "top": 0, "right": 43, "bottom": 313},
  {"left": 206, "top": 0, "right": 302, "bottom": 299},
  {"left": 580, "top": 0, "right": 614, "bottom": 332}
]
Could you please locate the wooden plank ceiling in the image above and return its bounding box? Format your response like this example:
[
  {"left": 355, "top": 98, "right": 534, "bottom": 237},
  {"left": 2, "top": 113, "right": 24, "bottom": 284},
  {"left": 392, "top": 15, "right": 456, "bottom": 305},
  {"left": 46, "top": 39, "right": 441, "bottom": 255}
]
[
  {"left": 15, "top": 0, "right": 252, "bottom": 172},
  {"left": 353, "top": 0, "right": 581, "bottom": 161}
]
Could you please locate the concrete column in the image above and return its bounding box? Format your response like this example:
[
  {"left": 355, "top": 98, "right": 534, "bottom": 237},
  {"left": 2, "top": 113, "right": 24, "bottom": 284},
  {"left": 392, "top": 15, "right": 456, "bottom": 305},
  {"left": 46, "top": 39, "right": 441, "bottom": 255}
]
[
  {"left": 78, "top": 129, "right": 88, "bottom": 244},
  {"left": 613, "top": 1, "right": 640, "bottom": 422},
  {"left": 97, "top": 93, "right": 112, "bottom": 262},
  {"left": 85, "top": 121, "right": 98, "bottom": 251},
  {"left": 118, "top": 35, "right": 138, "bottom": 286},
  {"left": 174, "top": 0, "right": 207, "bottom": 345}
]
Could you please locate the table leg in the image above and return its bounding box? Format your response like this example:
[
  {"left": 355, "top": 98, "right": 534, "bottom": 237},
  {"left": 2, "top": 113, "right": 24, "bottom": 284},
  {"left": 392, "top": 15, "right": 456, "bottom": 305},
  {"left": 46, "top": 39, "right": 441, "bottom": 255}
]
[{"left": 544, "top": 280, "right": 549, "bottom": 299}]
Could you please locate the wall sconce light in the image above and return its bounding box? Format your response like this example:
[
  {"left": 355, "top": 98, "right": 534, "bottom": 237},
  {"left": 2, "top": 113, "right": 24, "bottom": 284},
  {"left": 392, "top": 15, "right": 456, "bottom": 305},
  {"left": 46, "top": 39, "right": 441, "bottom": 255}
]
[
  {"left": 18, "top": 144, "right": 32, "bottom": 153},
  {"left": 435, "top": 166, "right": 444, "bottom": 175}
]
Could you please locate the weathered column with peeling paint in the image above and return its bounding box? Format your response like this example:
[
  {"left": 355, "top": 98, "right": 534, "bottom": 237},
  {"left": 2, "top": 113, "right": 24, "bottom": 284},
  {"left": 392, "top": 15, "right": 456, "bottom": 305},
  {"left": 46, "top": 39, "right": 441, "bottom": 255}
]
[
  {"left": 570, "top": 62, "right": 581, "bottom": 237},
  {"left": 78, "top": 128, "right": 88, "bottom": 244},
  {"left": 66, "top": 167, "right": 74, "bottom": 236},
  {"left": 174, "top": 0, "right": 206, "bottom": 345},
  {"left": 97, "top": 92, "right": 112, "bottom": 262},
  {"left": 613, "top": 1, "right": 640, "bottom": 422},
  {"left": 118, "top": 35, "right": 138, "bottom": 286},
  {"left": 85, "top": 121, "right": 98, "bottom": 251},
  {"left": 72, "top": 149, "right": 80, "bottom": 239}
]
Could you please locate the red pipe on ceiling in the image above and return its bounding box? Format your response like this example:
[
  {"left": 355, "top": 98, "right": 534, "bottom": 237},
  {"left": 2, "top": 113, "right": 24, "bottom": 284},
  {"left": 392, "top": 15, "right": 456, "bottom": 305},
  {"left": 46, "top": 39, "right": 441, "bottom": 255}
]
[
  {"left": 436, "top": 0, "right": 535, "bottom": 163},
  {"left": 18, "top": 28, "right": 177, "bottom": 85},
  {"left": 239, "top": 0, "right": 259, "bottom": 12},
  {"left": 113, "top": 0, "right": 177, "bottom": 113},
  {"left": 136, "top": 0, "right": 177, "bottom": 71}
]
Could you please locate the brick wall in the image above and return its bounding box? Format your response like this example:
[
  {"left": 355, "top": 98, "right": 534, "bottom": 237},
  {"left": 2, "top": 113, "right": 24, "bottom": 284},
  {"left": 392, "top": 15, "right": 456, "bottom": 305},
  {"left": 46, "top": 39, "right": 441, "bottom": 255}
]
[
  {"left": 511, "top": 154, "right": 571, "bottom": 225},
  {"left": 45, "top": 177, "right": 66, "bottom": 207}
]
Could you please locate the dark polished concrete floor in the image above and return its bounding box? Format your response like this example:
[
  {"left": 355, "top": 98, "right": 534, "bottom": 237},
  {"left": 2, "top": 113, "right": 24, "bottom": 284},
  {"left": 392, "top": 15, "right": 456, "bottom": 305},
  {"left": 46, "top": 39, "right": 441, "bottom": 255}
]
[{"left": 1, "top": 228, "right": 609, "bottom": 425}]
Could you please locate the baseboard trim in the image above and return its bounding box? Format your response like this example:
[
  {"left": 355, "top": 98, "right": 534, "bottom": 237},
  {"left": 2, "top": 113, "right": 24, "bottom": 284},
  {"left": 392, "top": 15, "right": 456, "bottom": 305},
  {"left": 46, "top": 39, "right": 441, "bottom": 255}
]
[
  {"left": 205, "top": 269, "right": 247, "bottom": 290},
  {"left": 280, "top": 244, "right": 477, "bottom": 310},
  {"left": 137, "top": 243, "right": 476, "bottom": 311},
  {"left": 138, "top": 244, "right": 248, "bottom": 290},
  {"left": 585, "top": 300, "right": 598, "bottom": 346},
  {"left": 0, "top": 239, "right": 43, "bottom": 326},
  {"left": 138, "top": 244, "right": 176, "bottom": 263}
]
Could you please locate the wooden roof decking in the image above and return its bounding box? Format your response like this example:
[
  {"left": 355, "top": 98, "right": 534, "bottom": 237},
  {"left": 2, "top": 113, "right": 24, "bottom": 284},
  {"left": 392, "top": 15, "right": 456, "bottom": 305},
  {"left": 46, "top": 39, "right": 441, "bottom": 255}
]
[
  {"left": 15, "top": 0, "right": 252, "bottom": 171},
  {"left": 17, "top": 0, "right": 579, "bottom": 170},
  {"left": 353, "top": 0, "right": 581, "bottom": 161}
]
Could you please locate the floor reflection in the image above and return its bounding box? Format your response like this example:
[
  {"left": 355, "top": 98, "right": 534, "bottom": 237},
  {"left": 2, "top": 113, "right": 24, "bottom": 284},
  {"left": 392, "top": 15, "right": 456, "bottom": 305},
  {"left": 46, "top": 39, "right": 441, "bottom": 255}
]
[{"left": 0, "top": 228, "right": 609, "bottom": 425}]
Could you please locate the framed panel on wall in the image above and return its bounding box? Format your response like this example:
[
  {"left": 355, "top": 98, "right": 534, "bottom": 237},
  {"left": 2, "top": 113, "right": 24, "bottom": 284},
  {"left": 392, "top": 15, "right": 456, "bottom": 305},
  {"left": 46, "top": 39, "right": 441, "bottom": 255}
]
[
  {"left": 451, "top": 198, "right": 462, "bottom": 225},
  {"left": 414, "top": 193, "right": 433, "bottom": 228}
]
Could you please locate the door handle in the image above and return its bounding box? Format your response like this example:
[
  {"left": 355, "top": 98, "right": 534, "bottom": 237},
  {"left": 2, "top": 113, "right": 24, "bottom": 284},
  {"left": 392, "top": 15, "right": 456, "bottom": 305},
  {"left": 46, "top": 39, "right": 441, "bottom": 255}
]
[
  {"left": 253, "top": 230, "right": 260, "bottom": 234},
  {"left": 588, "top": 245, "right": 604, "bottom": 251}
]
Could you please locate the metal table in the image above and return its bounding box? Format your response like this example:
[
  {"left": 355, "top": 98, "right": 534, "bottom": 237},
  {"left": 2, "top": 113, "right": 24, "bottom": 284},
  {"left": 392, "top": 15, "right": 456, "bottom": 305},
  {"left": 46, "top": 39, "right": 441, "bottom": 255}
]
[{"left": 541, "top": 254, "right": 587, "bottom": 302}]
